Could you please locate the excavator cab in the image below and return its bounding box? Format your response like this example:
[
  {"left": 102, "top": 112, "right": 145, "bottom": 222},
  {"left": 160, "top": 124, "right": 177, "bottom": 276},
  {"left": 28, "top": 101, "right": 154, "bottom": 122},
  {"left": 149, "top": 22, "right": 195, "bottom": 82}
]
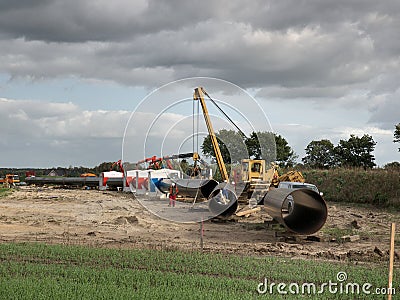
[{"left": 241, "top": 159, "right": 266, "bottom": 182}]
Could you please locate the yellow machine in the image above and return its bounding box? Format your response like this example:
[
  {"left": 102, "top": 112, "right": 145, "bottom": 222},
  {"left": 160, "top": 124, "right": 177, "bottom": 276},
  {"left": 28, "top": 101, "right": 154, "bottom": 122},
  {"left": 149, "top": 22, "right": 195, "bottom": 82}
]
[
  {"left": 194, "top": 87, "right": 274, "bottom": 198},
  {"left": 238, "top": 159, "right": 275, "bottom": 196},
  {"left": 80, "top": 173, "right": 97, "bottom": 177},
  {"left": 240, "top": 159, "right": 274, "bottom": 182},
  {"left": 193, "top": 86, "right": 305, "bottom": 200},
  {"left": 0, "top": 174, "right": 20, "bottom": 187},
  {"left": 271, "top": 170, "right": 305, "bottom": 187},
  {"left": 193, "top": 87, "right": 229, "bottom": 181}
]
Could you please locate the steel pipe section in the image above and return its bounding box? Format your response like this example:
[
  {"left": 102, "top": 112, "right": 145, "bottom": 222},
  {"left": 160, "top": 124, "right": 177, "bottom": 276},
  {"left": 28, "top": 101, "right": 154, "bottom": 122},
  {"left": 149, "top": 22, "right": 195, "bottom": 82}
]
[
  {"left": 157, "top": 179, "right": 219, "bottom": 198},
  {"left": 208, "top": 182, "right": 238, "bottom": 218},
  {"left": 25, "top": 177, "right": 100, "bottom": 187},
  {"left": 105, "top": 177, "right": 124, "bottom": 190},
  {"left": 263, "top": 188, "right": 328, "bottom": 235}
]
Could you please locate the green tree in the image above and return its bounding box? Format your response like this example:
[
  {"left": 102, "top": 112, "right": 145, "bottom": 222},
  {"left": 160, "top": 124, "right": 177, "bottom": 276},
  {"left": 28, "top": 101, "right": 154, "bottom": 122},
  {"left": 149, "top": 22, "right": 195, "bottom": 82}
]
[
  {"left": 394, "top": 123, "right": 400, "bottom": 152},
  {"left": 274, "top": 134, "right": 298, "bottom": 168},
  {"left": 201, "top": 129, "right": 248, "bottom": 164},
  {"left": 384, "top": 161, "right": 400, "bottom": 170},
  {"left": 202, "top": 130, "right": 296, "bottom": 167},
  {"left": 302, "top": 139, "right": 336, "bottom": 168},
  {"left": 92, "top": 162, "right": 116, "bottom": 174},
  {"left": 334, "top": 134, "right": 376, "bottom": 169},
  {"left": 245, "top": 131, "right": 276, "bottom": 163}
]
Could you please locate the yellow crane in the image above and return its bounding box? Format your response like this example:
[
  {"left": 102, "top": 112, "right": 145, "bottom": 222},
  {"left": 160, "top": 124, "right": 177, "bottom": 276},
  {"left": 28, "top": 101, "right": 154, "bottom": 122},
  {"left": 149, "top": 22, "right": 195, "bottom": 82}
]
[
  {"left": 193, "top": 87, "right": 229, "bottom": 182},
  {"left": 192, "top": 86, "right": 304, "bottom": 200}
]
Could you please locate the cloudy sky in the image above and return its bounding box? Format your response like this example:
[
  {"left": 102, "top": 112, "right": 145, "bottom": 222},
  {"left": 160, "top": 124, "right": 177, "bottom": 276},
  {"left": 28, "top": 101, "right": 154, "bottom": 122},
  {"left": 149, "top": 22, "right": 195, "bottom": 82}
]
[{"left": 0, "top": 0, "right": 399, "bottom": 168}]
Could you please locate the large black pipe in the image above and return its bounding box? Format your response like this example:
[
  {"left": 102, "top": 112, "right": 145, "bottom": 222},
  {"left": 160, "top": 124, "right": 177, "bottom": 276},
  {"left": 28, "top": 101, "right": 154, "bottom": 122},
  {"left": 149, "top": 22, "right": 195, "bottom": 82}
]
[
  {"left": 208, "top": 182, "right": 238, "bottom": 218},
  {"left": 158, "top": 178, "right": 219, "bottom": 198},
  {"left": 263, "top": 188, "right": 328, "bottom": 235},
  {"left": 104, "top": 177, "right": 124, "bottom": 189},
  {"left": 25, "top": 177, "right": 100, "bottom": 187}
]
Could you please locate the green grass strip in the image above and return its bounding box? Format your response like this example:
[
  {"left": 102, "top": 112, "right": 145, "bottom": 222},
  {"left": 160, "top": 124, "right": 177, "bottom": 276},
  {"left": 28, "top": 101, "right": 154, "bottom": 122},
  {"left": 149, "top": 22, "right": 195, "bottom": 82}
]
[{"left": 0, "top": 242, "right": 396, "bottom": 299}]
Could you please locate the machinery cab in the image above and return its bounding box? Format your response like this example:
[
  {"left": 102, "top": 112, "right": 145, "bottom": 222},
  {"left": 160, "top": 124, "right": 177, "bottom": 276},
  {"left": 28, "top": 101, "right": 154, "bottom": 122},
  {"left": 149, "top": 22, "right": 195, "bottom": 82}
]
[
  {"left": 241, "top": 159, "right": 265, "bottom": 182},
  {"left": 240, "top": 159, "right": 277, "bottom": 184}
]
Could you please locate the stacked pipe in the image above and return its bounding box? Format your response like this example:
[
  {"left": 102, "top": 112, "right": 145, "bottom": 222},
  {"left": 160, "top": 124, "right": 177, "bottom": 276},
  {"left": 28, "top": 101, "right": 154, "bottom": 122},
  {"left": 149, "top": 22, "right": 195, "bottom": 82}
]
[{"left": 25, "top": 176, "right": 100, "bottom": 187}]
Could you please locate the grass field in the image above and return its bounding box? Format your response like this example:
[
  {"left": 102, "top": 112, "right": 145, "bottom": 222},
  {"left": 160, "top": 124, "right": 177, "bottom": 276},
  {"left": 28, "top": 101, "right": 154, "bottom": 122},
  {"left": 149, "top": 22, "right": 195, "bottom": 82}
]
[
  {"left": 0, "top": 243, "right": 396, "bottom": 299},
  {"left": 0, "top": 188, "right": 11, "bottom": 198}
]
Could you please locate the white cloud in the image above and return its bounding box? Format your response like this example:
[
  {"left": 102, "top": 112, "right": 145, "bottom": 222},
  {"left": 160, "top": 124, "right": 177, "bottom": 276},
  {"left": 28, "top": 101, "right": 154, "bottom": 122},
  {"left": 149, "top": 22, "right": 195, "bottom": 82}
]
[
  {"left": 0, "top": 98, "right": 132, "bottom": 167},
  {"left": 0, "top": 98, "right": 129, "bottom": 139}
]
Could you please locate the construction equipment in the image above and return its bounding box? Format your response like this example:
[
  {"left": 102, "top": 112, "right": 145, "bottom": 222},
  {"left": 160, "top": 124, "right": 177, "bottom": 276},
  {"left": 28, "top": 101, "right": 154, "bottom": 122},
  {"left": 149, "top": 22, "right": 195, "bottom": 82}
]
[
  {"left": 194, "top": 87, "right": 229, "bottom": 181},
  {"left": 0, "top": 174, "right": 20, "bottom": 187},
  {"left": 194, "top": 87, "right": 277, "bottom": 198},
  {"left": 80, "top": 173, "right": 97, "bottom": 177},
  {"left": 137, "top": 153, "right": 196, "bottom": 170},
  {"left": 271, "top": 170, "right": 304, "bottom": 187},
  {"left": 193, "top": 87, "right": 240, "bottom": 215},
  {"left": 192, "top": 87, "right": 327, "bottom": 234},
  {"left": 238, "top": 159, "right": 277, "bottom": 198},
  {"left": 111, "top": 160, "right": 125, "bottom": 173}
]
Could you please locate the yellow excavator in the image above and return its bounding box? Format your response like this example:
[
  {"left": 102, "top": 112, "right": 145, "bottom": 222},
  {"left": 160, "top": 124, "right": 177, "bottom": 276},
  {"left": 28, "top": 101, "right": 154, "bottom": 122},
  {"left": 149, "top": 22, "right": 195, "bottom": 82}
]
[{"left": 193, "top": 87, "right": 304, "bottom": 200}]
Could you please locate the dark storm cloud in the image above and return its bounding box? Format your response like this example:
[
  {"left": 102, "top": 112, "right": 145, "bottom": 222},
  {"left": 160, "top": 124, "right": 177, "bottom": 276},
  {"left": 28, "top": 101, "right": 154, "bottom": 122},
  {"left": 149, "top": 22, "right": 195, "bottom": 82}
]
[
  {"left": 0, "top": 0, "right": 209, "bottom": 42},
  {"left": 0, "top": 0, "right": 51, "bottom": 11},
  {"left": 0, "top": 0, "right": 398, "bottom": 130}
]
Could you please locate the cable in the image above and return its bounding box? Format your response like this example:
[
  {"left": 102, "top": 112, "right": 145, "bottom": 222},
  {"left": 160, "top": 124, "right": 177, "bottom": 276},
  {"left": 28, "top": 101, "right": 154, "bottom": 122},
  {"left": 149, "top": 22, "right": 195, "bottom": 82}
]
[{"left": 201, "top": 88, "right": 247, "bottom": 139}]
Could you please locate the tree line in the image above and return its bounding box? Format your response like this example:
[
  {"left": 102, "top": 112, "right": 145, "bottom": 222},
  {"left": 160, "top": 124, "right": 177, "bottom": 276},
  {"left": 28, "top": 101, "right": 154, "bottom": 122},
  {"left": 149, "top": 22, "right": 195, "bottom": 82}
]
[
  {"left": 202, "top": 122, "right": 400, "bottom": 169},
  {"left": 0, "top": 162, "right": 121, "bottom": 180},
  {"left": 3, "top": 123, "right": 398, "bottom": 179}
]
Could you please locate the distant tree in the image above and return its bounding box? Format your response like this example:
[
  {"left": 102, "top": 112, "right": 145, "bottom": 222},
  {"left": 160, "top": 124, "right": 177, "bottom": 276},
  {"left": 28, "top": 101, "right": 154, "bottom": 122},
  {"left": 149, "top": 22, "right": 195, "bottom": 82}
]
[
  {"left": 302, "top": 139, "right": 336, "bottom": 168},
  {"left": 92, "top": 162, "right": 116, "bottom": 174},
  {"left": 384, "top": 161, "right": 400, "bottom": 170},
  {"left": 202, "top": 130, "right": 296, "bottom": 167},
  {"left": 394, "top": 123, "right": 400, "bottom": 152},
  {"left": 334, "top": 134, "right": 376, "bottom": 169}
]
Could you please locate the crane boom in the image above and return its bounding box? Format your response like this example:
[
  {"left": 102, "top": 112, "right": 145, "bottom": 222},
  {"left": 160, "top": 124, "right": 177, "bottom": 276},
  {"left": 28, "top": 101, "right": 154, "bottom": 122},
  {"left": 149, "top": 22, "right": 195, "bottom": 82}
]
[{"left": 193, "top": 87, "right": 229, "bottom": 182}]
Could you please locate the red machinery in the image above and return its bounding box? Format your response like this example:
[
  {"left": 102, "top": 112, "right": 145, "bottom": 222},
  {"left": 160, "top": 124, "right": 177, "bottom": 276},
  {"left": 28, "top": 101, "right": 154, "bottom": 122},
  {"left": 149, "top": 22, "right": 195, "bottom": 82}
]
[{"left": 136, "top": 153, "right": 195, "bottom": 170}]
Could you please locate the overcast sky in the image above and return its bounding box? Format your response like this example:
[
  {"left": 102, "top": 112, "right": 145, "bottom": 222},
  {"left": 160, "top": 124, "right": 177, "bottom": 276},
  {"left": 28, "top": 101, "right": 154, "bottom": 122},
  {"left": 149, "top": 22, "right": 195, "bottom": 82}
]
[{"left": 0, "top": 0, "right": 399, "bottom": 168}]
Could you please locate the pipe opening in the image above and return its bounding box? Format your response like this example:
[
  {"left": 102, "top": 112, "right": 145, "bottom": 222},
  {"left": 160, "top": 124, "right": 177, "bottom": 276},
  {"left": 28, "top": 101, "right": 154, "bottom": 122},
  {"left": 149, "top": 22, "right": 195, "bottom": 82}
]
[
  {"left": 208, "top": 183, "right": 238, "bottom": 217},
  {"left": 264, "top": 188, "right": 327, "bottom": 235}
]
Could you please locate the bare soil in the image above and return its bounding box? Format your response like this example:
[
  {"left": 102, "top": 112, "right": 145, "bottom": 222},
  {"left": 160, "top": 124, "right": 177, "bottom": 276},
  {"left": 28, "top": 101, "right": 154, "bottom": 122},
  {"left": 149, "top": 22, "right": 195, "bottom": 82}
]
[{"left": 0, "top": 186, "right": 399, "bottom": 265}]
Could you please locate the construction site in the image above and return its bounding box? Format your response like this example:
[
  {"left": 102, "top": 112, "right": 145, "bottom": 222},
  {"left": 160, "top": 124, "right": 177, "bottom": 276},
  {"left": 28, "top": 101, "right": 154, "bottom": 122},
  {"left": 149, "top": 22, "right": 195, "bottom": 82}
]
[
  {"left": 1, "top": 87, "right": 398, "bottom": 258},
  {"left": 1, "top": 86, "right": 399, "bottom": 299},
  {"left": 0, "top": 185, "right": 399, "bottom": 262}
]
